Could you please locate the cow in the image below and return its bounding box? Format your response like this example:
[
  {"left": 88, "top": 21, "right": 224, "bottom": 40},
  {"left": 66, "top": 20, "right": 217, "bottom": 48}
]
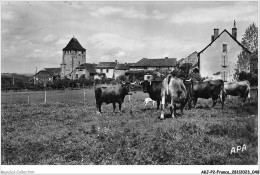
[
  {"left": 139, "top": 80, "right": 162, "bottom": 110},
  {"left": 224, "top": 80, "right": 250, "bottom": 103},
  {"left": 193, "top": 79, "right": 225, "bottom": 109},
  {"left": 94, "top": 82, "right": 131, "bottom": 113},
  {"left": 160, "top": 74, "right": 187, "bottom": 119},
  {"left": 144, "top": 98, "right": 156, "bottom": 107},
  {"left": 183, "top": 78, "right": 194, "bottom": 109}
]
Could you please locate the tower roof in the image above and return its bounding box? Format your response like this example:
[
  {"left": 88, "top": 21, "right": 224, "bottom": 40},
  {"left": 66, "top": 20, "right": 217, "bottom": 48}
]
[{"left": 63, "top": 37, "right": 86, "bottom": 51}]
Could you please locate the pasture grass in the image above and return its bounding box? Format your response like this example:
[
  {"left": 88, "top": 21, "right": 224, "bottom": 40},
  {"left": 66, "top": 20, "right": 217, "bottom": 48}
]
[{"left": 1, "top": 89, "right": 258, "bottom": 165}]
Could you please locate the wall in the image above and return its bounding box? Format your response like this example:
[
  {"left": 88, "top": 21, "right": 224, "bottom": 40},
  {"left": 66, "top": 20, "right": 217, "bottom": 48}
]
[
  {"left": 35, "top": 71, "right": 53, "bottom": 85},
  {"left": 61, "top": 50, "right": 86, "bottom": 79},
  {"left": 114, "top": 70, "right": 127, "bottom": 78},
  {"left": 183, "top": 52, "right": 198, "bottom": 65},
  {"left": 199, "top": 32, "right": 243, "bottom": 82},
  {"left": 73, "top": 69, "right": 90, "bottom": 79},
  {"left": 96, "top": 68, "right": 114, "bottom": 78}
]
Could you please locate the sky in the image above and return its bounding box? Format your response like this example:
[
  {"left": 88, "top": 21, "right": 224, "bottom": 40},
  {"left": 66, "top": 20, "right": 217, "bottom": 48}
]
[{"left": 1, "top": 1, "right": 258, "bottom": 74}]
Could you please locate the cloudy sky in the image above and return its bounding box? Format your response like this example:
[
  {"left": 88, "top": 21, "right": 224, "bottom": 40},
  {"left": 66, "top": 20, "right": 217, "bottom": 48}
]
[{"left": 1, "top": 1, "right": 258, "bottom": 74}]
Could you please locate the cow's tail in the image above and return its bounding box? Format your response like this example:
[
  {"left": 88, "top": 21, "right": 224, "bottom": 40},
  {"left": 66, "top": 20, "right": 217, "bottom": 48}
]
[
  {"left": 165, "top": 74, "right": 172, "bottom": 95},
  {"left": 220, "top": 80, "right": 225, "bottom": 109}
]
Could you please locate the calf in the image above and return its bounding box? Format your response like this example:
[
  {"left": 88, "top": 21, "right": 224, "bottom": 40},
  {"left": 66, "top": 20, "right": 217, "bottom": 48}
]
[
  {"left": 94, "top": 83, "right": 131, "bottom": 113},
  {"left": 144, "top": 98, "right": 156, "bottom": 107},
  {"left": 160, "top": 74, "right": 187, "bottom": 119},
  {"left": 193, "top": 79, "right": 225, "bottom": 109},
  {"left": 140, "top": 80, "right": 162, "bottom": 109},
  {"left": 224, "top": 80, "right": 250, "bottom": 103}
]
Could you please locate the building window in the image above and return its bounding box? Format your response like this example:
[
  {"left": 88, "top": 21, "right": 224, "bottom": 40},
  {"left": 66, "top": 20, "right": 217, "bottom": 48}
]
[
  {"left": 221, "top": 55, "right": 228, "bottom": 67},
  {"left": 106, "top": 69, "right": 109, "bottom": 73},
  {"left": 223, "top": 44, "right": 227, "bottom": 52},
  {"left": 76, "top": 74, "right": 78, "bottom": 79},
  {"left": 221, "top": 70, "right": 227, "bottom": 82}
]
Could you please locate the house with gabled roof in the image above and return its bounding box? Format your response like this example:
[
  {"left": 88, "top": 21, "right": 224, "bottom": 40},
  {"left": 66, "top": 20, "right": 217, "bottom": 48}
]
[
  {"left": 114, "top": 63, "right": 132, "bottom": 78},
  {"left": 198, "top": 21, "right": 252, "bottom": 82},
  {"left": 130, "top": 57, "right": 177, "bottom": 71},
  {"left": 95, "top": 61, "right": 117, "bottom": 79},
  {"left": 60, "top": 36, "right": 86, "bottom": 79},
  {"left": 72, "top": 63, "right": 97, "bottom": 79},
  {"left": 34, "top": 68, "right": 60, "bottom": 85}
]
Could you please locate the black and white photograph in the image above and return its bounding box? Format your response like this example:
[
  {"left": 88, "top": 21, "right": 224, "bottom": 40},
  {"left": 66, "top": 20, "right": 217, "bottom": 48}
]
[{"left": 1, "top": 0, "right": 259, "bottom": 174}]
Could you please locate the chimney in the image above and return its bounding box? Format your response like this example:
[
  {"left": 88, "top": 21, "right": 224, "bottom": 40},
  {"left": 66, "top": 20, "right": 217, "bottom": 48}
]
[
  {"left": 214, "top": 29, "right": 219, "bottom": 40},
  {"left": 115, "top": 60, "right": 117, "bottom": 64},
  {"left": 232, "top": 20, "right": 237, "bottom": 39},
  {"left": 211, "top": 35, "right": 214, "bottom": 42}
]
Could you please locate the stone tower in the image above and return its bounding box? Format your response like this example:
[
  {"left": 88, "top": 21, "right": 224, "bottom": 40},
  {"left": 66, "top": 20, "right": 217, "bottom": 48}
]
[{"left": 60, "top": 37, "right": 86, "bottom": 79}]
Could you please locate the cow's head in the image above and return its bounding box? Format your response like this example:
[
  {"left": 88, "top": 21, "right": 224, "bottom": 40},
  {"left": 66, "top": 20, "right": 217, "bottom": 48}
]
[
  {"left": 141, "top": 80, "right": 152, "bottom": 93},
  {"left": 122, "top": 81, "right": 132, "bottom": 95}
]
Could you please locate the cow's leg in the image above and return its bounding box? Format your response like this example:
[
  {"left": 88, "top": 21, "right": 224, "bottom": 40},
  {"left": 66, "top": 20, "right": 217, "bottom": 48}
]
[
  {"left": 174, "top": 104, "right": 177, "bottom": 117},
  {"left": 119, "top": 102, "right": 122, "bottom": 111},
  {"left": 113, "top": 102, "right": 116, "bottom": 112},
  {"left": 193, "top": 97, "right": 198, "bottom": 108},
  {"left": 96, "top": 102, "right": 102, "bottom": 114},
  {"left": 160, "top": 95, "right": 165, "bottom": 119},
  {"left": 211, "top": 96, "right": 217, "bottom": 108},
  {"left": 157, "top": 100, "right": 160, "bottom": 110},
  {"left": 170, "top": 96, "right": 175, "bottom": 118},
  {"left": 170, "top": 105, "right": 174, "bottom": 118}
]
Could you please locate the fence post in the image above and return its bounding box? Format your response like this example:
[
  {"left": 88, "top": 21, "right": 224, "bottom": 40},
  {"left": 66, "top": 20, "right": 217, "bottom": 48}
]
[
  {"left": 84, "top": 89, "right": 86, "bottom": 104},
  {"left": 44, "top": 90, "right": 47, "bottom": 104}
]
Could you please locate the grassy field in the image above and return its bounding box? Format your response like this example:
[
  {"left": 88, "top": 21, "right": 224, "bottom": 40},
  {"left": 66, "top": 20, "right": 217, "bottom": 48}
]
[{"left": 1, "top": 88, "right": 258, "bottom": 165}]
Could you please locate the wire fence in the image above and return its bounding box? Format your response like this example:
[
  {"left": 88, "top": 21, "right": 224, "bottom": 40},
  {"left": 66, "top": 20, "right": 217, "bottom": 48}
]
[{"left": 1, "top": 89, "right": 97, "bottom": 105}]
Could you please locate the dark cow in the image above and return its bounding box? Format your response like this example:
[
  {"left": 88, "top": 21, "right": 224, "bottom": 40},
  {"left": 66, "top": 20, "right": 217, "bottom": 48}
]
[
  {"left": 94, "top": 83, "right": 131, "bottom": 113},
  {"left": 183, "top": 78, "right": 194, "bottom": 109},
  {"left": 224, "top": 81, "right": 250, "bottom": 103},
  {"left": 160, "top": 74, "right": 187, "bottom": 119},
  {"left": 193, "top": 79, "right": 225, "bottom": 109},
  {"left": 139, "top": 80, "right": 162, "bottom": 109}
]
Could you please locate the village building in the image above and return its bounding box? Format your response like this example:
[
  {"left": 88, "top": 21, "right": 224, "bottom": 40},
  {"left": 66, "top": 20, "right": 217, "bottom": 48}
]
[
  {"left": 130, "top": 57, "right": 177, "bottom": 71},
  {"left": 95, "top": 61, "right": 117, "bottom": 79},
  {"left": 198, "top": 21, "right": 251, "bottom": 81},
  {"left": 181, "top": 51, "right": 198, "bottom": 66},
  {"left": 60, "top": 37, "right": 86, "bottom": 79},
  {"left": 72, "top": 63, "right": 97, "bottom": 79},
  {"left": 34, "top": 68, "right": 60, "bottom": 85},
  {"left": 114, "top": 63, "right": 132, "bottom": 78}
]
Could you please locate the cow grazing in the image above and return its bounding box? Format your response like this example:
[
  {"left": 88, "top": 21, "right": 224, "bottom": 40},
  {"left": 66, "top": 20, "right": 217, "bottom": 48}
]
[
  {"left": 144, "top": 98, "right": 156, "bottom": 107},
  {"left": 183, "top": 78, "right": 194, "bottom": 109},
  {"left": 94, "top": 83, "right": 131, "bottom": 113},
  {"left": 224, "top": 81, "right": 250, "bottom": 103},
  {"left": 160, "top": 74, "right": 187, "bottom": 119},
  {"left": 193, "top": 79, "right": 225, "bottom": 109},
  {"left": 140, "top": 80, "right": 162, "bottom": 109}
]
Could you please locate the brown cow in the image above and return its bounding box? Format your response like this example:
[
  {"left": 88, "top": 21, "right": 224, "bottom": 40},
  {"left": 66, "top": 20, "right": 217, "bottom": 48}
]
[
  {"left": 224, "top": 80, "right": 250, "bottom": 103},
  {"left": 95, "top": 82, "right": 131, "bottom": 113},
  {"left": 193, "top": 79, "right": 225, "bottom": 109}
]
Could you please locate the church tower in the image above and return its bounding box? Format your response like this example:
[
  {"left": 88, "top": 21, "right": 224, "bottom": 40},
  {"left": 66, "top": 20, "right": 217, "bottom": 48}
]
[{"left": 60, "top": 37, "right": 86, "bottom": 79}]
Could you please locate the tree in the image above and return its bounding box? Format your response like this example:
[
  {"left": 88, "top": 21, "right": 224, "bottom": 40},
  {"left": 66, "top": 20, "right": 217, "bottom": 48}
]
[
  {"left": 241, "top": 23, "right": 258, "bottom": 53},
  {"left": 238, "top": 23, "right": 258, "bottom": 72}
]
